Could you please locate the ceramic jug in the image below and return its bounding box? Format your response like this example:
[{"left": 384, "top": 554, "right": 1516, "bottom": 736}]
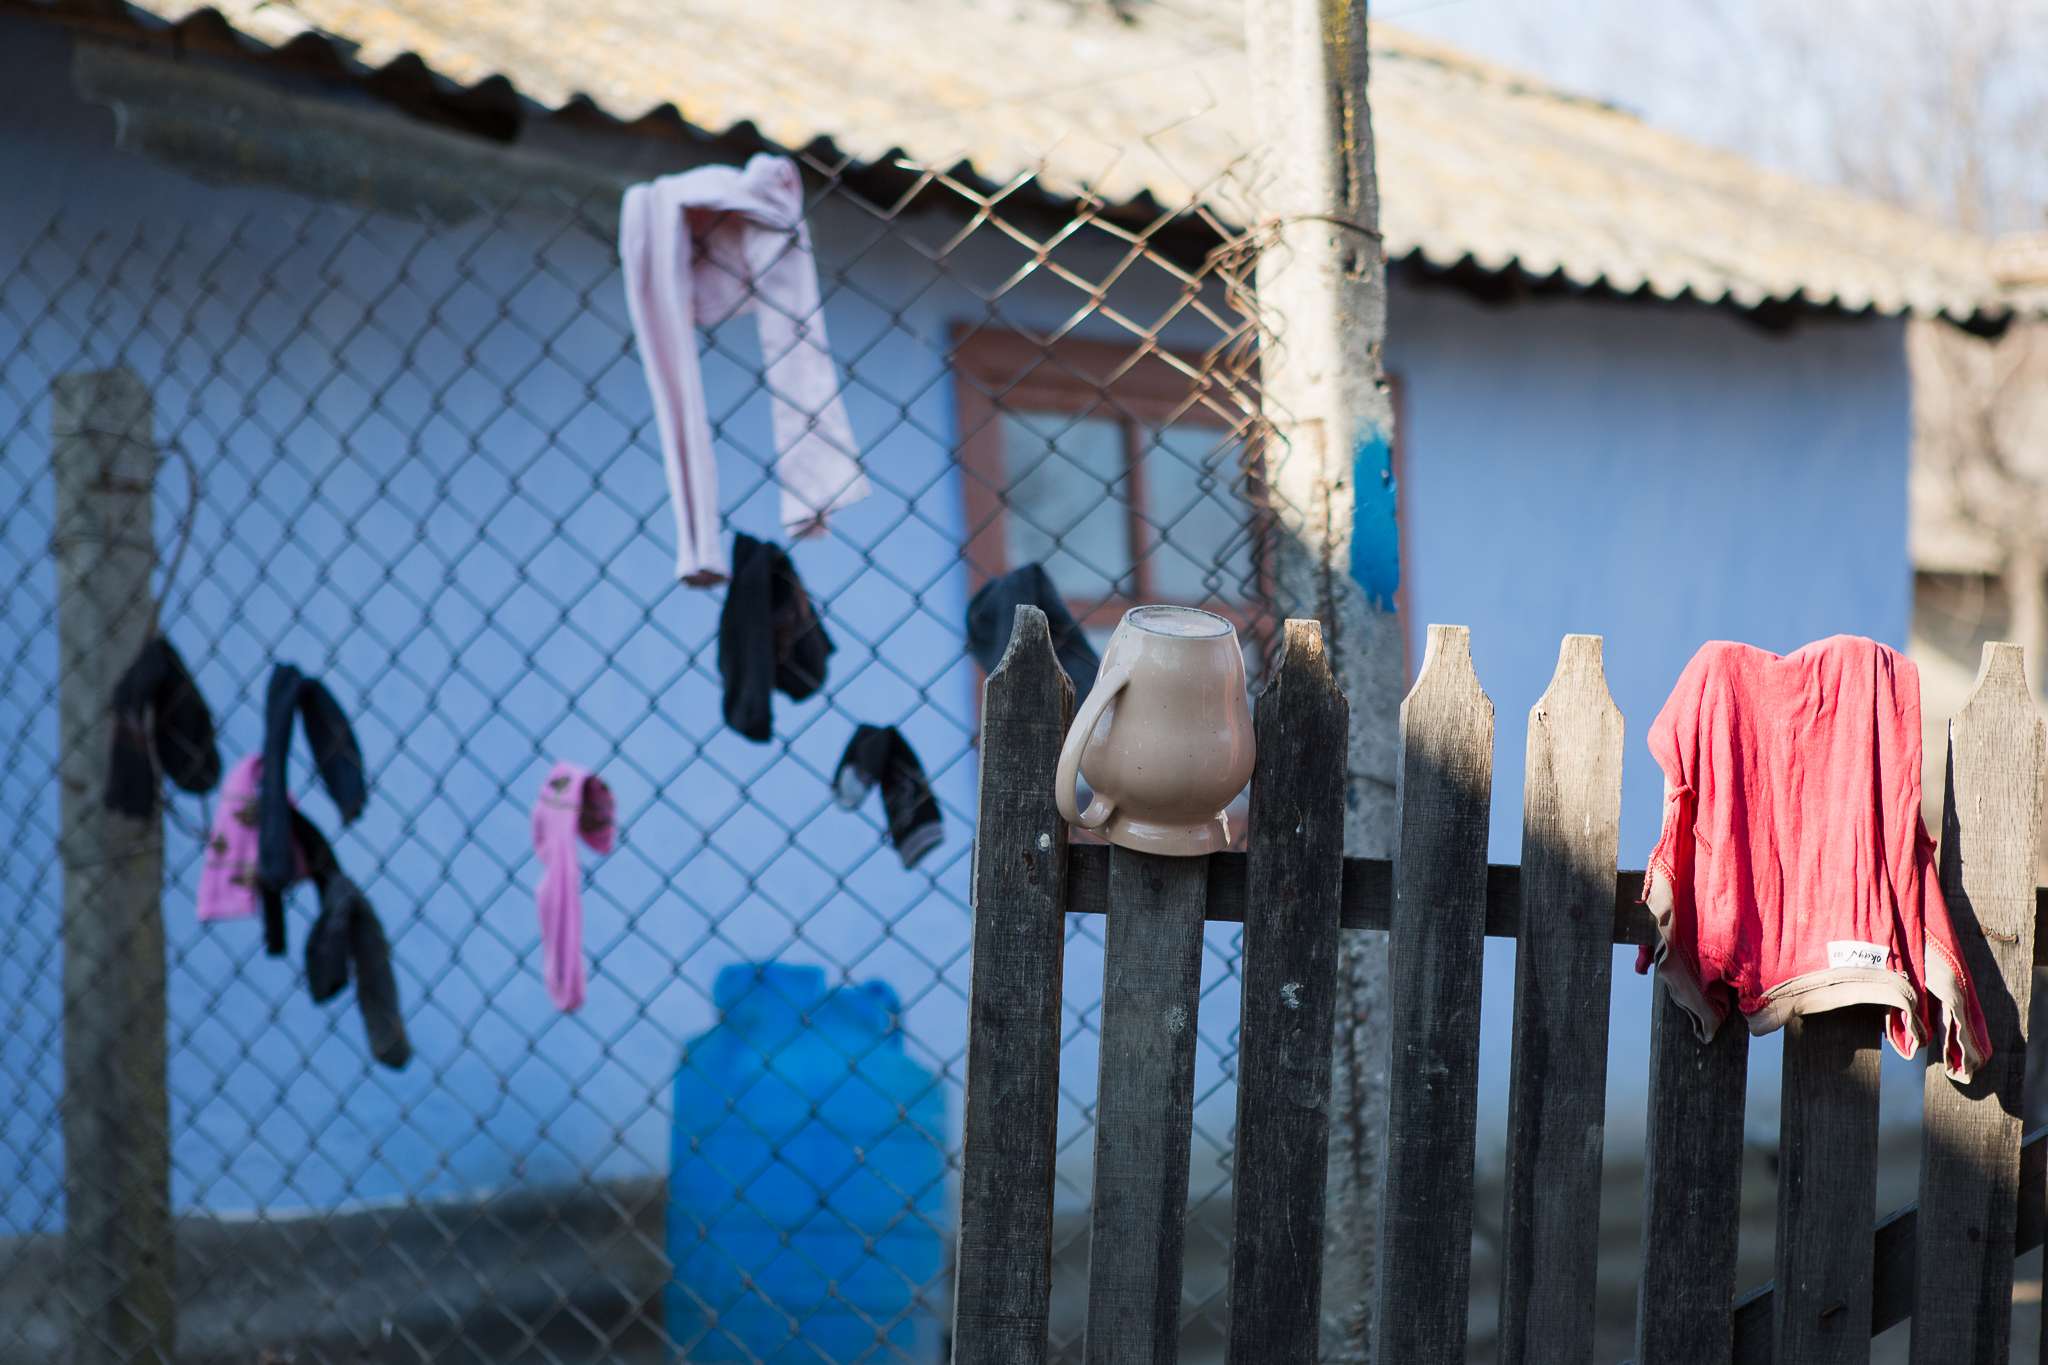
[{"left": 1054, "top": 605, "right": 1255, "bottom": 856}]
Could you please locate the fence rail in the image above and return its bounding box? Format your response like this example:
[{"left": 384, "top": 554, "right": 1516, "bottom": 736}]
[{"left": 958, "top": 615, "right": 2048, "bottom": 1365}]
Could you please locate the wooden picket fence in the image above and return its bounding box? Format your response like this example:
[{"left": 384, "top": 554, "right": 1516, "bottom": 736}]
[{"left": 951, "top": 608, "right": 2048, "bottom": 1365}]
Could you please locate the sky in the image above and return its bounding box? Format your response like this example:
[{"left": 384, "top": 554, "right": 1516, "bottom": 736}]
[{"left": 1381, "top": 0, "right": 2048, "bottom": 236}]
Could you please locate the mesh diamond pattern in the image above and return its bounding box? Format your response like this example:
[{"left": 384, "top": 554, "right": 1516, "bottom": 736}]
[{"left": 0, "top": 145, "right": 1299, "bottom": 1365}]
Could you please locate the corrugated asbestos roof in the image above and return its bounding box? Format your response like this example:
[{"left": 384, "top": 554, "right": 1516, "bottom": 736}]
[{"left": 34, "top": 0, "right": 2020, "bottom": 321}]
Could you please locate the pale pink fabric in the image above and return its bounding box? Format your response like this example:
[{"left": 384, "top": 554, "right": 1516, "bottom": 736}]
[
  {"left": 199, "top": 754, "right": 300, "bottom": 920},
  {"left": 619, "top": 153, "right": 870, "bottom": 585},
  {"left": 532, "top": 762, "right": 617, "bottom": 1012}
]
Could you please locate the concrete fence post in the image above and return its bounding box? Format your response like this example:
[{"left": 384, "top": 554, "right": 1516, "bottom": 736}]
[
  {"left": 51, "top": 368, "right": 174, "bottom": 1365},
  {"left": 1242, "top": 0, "right": 1404, "bottom": 1358}
]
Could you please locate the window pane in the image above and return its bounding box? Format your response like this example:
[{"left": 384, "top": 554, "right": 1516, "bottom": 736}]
[
  {"left": 999, "top": 410, "right": 1132, "bottom": 603},
  {"left": 1142, "top": 424, "right": 1254, "bottom": 602}
]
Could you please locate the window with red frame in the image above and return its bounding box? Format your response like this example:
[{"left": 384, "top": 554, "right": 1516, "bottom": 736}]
[{"left": 953, "top": 328, "right": 1263, "bottom": 658}]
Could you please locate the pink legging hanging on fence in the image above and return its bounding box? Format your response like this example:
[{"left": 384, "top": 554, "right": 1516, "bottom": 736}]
[{"left": 531, "top": 762, "right": 617, "bottom": 1012}]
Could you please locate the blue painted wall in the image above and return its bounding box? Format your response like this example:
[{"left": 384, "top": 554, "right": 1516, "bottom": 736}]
[
  {"left": 0, "top": 19, "right": 1252, "bottom": 1230},
  {"left": 0, "top": 17, "right": 1917, "bottom": 1239},
  {"left": 1390, "top": 282, "right": 1918, "bottom": 1154}
]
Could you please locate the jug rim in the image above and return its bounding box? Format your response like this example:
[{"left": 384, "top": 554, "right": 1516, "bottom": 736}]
[{"left": 1122, "top": 604, "right": 1233, "bottom": 639}]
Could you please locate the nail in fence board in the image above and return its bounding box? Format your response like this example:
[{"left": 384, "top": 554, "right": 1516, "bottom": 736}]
[
  {"left": 1911, "top": 642, "right": 2046, "bottom": 1364},
  {"left": 1498, "top": 635, "right": 1624, "bottom": 1365},
  {"left": 952, "top": 606, "right": 1074, "bottom": 1365},
  {"left": 1773, "top": 1006, "right": 1884, "bottom": 1365},
  {"left": 1226, "top": 621, "right": 1348, "bottom": 1365},
  {"left": 1082, "top": 847, "right": 1208, "bottom": 1365},
  {"left": 1635, "top": 991, "right": 1751, "bottom": 1365},
  {"left": 1375, "top": 624, "right": 1496, "bottom": 1365}
]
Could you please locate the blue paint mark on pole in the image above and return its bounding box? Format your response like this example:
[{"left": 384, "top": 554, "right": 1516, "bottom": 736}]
[{"left": 1351, "top": 428, "right": 1399, "bottom": 609}]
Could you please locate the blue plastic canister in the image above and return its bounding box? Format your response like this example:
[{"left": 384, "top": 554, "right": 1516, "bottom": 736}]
[{"left": 666, "top": 962, "right": 947, "bottom": 1361}]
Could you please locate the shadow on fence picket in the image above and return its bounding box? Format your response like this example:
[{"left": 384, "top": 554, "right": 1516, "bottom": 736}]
[{"left": 955, "top": 610, "right": 2048, "bottom": 1365}]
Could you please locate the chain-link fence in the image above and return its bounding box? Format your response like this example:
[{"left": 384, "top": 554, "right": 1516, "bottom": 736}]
[{"left": 0, "top": 113, "right": 1309, "bottom": 1363}]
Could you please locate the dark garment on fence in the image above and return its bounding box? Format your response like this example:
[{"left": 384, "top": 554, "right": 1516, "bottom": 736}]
[
  {"left": 718, "top": 533, "right": 834, "bottom": 743},
  {"left": 258, "top": 664, "right": 367, "bottom": 931},
  {"left": 834, "top": 725, "right": 944, "bottom": 870},
  {"left": 105, "top": 635, "right": 221, "bottom": 816},
  {"left": 295, "top": 809, "right": 412, "bottom": 1071},
  {"left": 262, "top": 884, "right": 288, "bottom": 958},
  {"left": 966, "top": 563, "right": 1099, "bottom": 698},
  {"left": 256, "top": 804, "right": 329, "bottom": 972}
]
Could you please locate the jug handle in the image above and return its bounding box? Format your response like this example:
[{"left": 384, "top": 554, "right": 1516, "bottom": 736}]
[{"left": 1055, "top": 666, "right": 1131, "bottom": 830}]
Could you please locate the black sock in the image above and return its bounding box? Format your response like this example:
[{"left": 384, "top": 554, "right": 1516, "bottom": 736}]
[
  {"left": 258, "top": 665, "right": 304, "bottom": 895},
  {"left": 834, "top": 725, "right": 943, "bottom": 869},
  {"left": 105, "top": 636, "right": 220, "bottom": 816}
]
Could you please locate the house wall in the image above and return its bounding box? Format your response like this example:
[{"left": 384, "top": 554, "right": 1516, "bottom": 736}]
[
  {"left": 0, "top": 16, "right": 1918, "bottom": 1237},
  {"left": 1389, "top": 283, "right": 1920, "bottom": 1168}
]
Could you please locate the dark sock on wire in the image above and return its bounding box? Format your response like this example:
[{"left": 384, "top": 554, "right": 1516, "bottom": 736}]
[
  {"left": 294, "top": 807, "right": 410, "bottom": 1070},
  {"left": 833, "top": 724, "right": 944, "bottom": 869},
  {"left": 304, "top": 872, "right": 411, "bottom": 1070},
  {"left": 259, "top": 663, "right": 368, "bottom": 898},
  {"left": 258, "top": 665, "right": 305, "bottom": 893},
  {"left": 297, "top": 679, "right": 366, "bottom": 821},
  {"left": 105, "top": 635, "right": 221, "bottom": 816},
  {"left": 965, "top": 563, "right": 1099, "bottom": 697},
  {"left": 718, "top": 533, "right": 834, "bottom": 743}
]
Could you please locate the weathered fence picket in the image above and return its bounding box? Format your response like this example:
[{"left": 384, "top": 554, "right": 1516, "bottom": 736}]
[
  {"left": 1226, "top": 621, "right": 1347, "bottom": 1365},
  {"left": 1773, "top": 1006, "right": 1883, "bottom": 1364},
  {"left": 953, "top": 614, "right": 2048, "bottom": 1365},
  {"left": 1912, "top": 642, "right": 2046, "bottom": 1363},
  {"left": 1731, "top": 1126, "right": 2048, "bottom": 1352},
  {"left": 1376, "top": 624, "right": 1496, "bottom": 1365},
  {"left": 1498, "top": 635, "right": 1625, "bottom": 1365},
  {"left": 1636, "top": 992, "right": 1750, "bottom": 1365},
  {"left": 1083, "top": 847, "right": 1208, "bottom": 1365},
  {"left": 952, "top": 605, "right": 1072, "bottom": 1365}
]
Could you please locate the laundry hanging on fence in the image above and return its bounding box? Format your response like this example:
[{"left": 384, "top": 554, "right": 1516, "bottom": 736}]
[
  {"left": 257, "top": 664, "right": 367, "bottom": 956},
  {"left": 966, "top": 563, "right": 1100, "bottom": 698},
  {"left": 1638, "top": 635, "right": 1990, "bottom": 1081},
  {"left": 719, "top": 532, "right": 834, "bottom": 742},
  {"left": 200, "top": 754, "right": 306, "bottom": 938},
  {"left": 530, "top": 761, "right": 617, "bottom": 1012},
  {"left": 201, "top": 772, "right": 410, "bottom": 1067},
  {"left": 834, "top": 725, "right": 943, "bottom": 870},
  {"left": 105, "top": 633, "right": 221, "bottom": 817},
  {"left": 294, "top": 809, "right": 412, "bottom": 1071},
  {"left": 619, "top": 153, "right": 870, "bottom": 585}
]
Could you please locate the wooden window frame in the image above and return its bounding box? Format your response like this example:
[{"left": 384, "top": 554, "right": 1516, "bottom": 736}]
[
  {"left": 952, "top": 326, "right": 1269, "bottom": 637},
  {"left": 953, "top": 326, "right": 1412, "bottom": 680}
]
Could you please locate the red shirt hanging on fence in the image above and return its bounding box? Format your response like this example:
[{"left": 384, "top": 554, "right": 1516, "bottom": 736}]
[{"left": 1638, "top": 635, "right": 1990, "bottom": 1081}]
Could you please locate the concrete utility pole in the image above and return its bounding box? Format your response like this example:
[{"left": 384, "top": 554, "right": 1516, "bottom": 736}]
[
  {"left": 52, "top": 368, "right": 175, "bottom": 1365},
  {"left": 1242, "top": 1, "right": 1404, "bottom": 1360}
]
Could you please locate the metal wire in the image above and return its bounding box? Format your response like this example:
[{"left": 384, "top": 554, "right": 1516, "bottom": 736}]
[{"left": 0, "top": 136, "right": 1309, "bottom": 1365}]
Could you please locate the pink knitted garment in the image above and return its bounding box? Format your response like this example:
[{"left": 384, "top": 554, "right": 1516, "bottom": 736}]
[
  {"left": 619, "top": 153, "right": 870, "bottom": 584},
  {"left": 199, "top": 754, "right": 302, "bottom": 920},
  {"left": 531, "top": 762, "right": 617, "bottom": 1012}
]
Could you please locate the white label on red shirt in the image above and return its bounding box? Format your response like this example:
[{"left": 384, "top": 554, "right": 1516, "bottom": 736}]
[{"left": 1827, "top": 940, "right": 1889, "bottom": 971}]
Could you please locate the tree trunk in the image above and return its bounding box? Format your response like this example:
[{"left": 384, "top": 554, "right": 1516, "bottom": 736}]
[{"left": 1243, "top": 2, "right": 1404, "bottom": 1358}]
